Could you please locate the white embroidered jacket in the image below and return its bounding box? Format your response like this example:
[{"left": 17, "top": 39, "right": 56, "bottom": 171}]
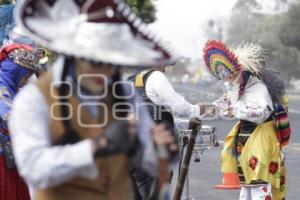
[{"left": 215, "top": 76, "right": 273, "bottom": 123}]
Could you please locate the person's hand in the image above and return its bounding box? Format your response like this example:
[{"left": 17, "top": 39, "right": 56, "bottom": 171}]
[
  {"left": 189, "top": 117, "right": 202, "bottom": 131},
  {"left": 205, "top": 105, "right": 218, "bottom": 116},
  {"left": 227, "top": 107, "right": 234, "bottom": 117},
  {"left": 152, "top": 124, "right": 178, "bottom": 155},
  {"left": 196, "top": 103, "right": 218, "bottom": 117},
  {"left": 93, "top": 115, "right": 138, "bottom": 157}
]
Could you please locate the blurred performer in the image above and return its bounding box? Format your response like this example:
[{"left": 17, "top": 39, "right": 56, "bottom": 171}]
[
  {"left": 131, "top": 66, "right": 203, "bottom": 199},
  {"left": 203, "top": 40, "right": 290, "bottom": 200},
  {"left": 9, "top": 0, "right": 177, "bottom": 200},
  {"left": 133, "top": 67, "right": 204, "bottom": 128},
  {"left": 0, "top": 30, "right": 48, "bottom": 200}
]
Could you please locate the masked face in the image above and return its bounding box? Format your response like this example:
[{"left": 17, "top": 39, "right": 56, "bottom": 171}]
[
  {"left": 215, "top": 64, "right": 231, "bottom": 80},
  {"left": 75, "top": 59, "right": 117, "bottom": 95}
]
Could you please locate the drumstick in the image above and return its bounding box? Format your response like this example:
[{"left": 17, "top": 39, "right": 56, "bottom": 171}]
[
  {"left": 199, "top": 106, "right": 216, "bottom": 118},
  {"left": 199, "top": 94, "right": 232, "bottom": 118}
]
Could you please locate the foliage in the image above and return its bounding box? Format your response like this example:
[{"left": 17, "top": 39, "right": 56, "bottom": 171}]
[
  {"left": 125, "top": 0, "right": 156, "bottom": 24},
  {"left": 226, "top": 0, "right": 300, "bottom": 80},
  {"left": 279, "top": 1, "right": 300, "bottom": 50}
]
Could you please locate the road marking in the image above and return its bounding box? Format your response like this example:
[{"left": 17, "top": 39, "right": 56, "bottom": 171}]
[
  {"left": 289, "top": 109, "right": 300, "bottom": 115},
  {"left": 290, "top": 142, "right": 300, "bottom": 146},
  {"left": 289, "top": 143, "right": 300, "bottom": 153}
]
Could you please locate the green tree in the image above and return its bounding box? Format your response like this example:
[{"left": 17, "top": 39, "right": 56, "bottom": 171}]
[
  {"left": 233, "top": 0, "right": 261, "bottom": 12},
  {"left": 226, "top": 0, "right": 300, "bottom": 80},
  {"left": 279, "top": 1, "right": 300, "bottom": 50},
  {"left": 227, "top": 0, "right": 265, "bottom": 43},
  {"left": 126, "top": 0, "right": 156, "bottom": 24}
]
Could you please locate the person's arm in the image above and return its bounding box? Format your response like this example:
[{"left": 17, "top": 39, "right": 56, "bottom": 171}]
[
  {"left": 228, "top": 79, "right": 273, "bottom": 123},
  {"left": 9, "top": 84, "right": 98, "bottom": 189},
  {"left": 145, "top": 71, "right": 200, "bottom": 118}
]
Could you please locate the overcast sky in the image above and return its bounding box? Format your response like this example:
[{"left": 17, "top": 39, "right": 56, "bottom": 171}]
[
  {"left": 149, "top": 0, "right": 290, "bottom": 59},
  {"left": 149, "top": 0, "right": 238, "bottom": 59}
]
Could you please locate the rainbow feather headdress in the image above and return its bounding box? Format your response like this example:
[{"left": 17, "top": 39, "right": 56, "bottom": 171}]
[
  {"left": 203, "top": 40, "right": 265, "bottom": 80},
  {"left": 203, "top": 40, "right": 242, "bottom": 80}
]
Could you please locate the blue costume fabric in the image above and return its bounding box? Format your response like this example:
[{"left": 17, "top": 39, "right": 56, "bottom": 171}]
[
  {"left": 0, "top": 4, "right": 14, "bottom": 46},
  {"left": 0, "top": 58, "right": 33, "bottom": 154}
]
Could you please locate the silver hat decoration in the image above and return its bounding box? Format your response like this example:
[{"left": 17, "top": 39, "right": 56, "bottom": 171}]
[{"left": 15, "top": 0, "right": 178, "bottom": 67}]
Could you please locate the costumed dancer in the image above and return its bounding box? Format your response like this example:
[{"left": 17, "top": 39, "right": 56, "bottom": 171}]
[
  {"left": 203, "top": 40, "right": 291, "bottom": 200},
  {"left": 0, "top": 28, "right": 49, "bottom": 200},
  {"left": 9, "top": 0, "right": 178, "bottom": 200}
]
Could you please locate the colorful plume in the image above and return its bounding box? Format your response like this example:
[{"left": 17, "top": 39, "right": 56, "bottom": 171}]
[{"left": 203, "top": 40, "right": 243, "bottom": 80}]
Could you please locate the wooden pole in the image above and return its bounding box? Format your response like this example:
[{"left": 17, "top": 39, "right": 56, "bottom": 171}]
[{"left": 173, "top": 118, "right": 201, "bottom": 200}]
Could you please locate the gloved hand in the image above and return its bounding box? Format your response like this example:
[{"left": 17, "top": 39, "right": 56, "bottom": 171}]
[
  {"left": 93, "top": 120, "right": 139, "bottom": 157},
  {"left": 188, "top": 117, "right": 202, "bottom": 131}
]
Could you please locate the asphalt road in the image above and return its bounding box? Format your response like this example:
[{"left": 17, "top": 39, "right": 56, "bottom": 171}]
[{"left": 171, "top": 84, "right": 300, "bottom": 200}]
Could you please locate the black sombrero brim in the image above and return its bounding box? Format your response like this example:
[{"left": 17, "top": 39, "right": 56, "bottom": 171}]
[{"left": 15, "top": 0, "right": 178, "bottom": 67}]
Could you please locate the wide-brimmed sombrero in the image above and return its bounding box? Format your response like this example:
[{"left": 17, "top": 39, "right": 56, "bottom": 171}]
[
  {"left": 15, "top": 0, "right": 177, "bottom": 67},
  {"left": 203, "top": 40, "right": 242, "bottom": 80}
]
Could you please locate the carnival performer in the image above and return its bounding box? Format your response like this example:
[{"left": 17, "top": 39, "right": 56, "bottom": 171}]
[
  {"left": 203, "top": 40, "right": 291, "bottom": 200},
  {"left": 0, "top": 29, "right": 49, "bottom": 200},
  {"left": 133, "top": 67, "right": 204, "bottom": 127},
  {"left": 130, "top": 66, "right": 204, "bottom": 199},
  {"left": 9, "top": 0, "right": 178, "bottom": 200}
]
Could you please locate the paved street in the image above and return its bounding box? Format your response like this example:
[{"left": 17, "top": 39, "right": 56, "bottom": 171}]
[{"left": 171, "top": 84, "right": 300, "bottom": 200}]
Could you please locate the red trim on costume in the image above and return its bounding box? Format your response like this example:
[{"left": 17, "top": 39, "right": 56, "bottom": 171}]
[{"left": 0, "top": 44, "right": 33, "bottom": 61}]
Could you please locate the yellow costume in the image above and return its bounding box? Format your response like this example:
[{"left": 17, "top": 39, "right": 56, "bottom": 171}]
[{"left": 221, "top": 121, "right": 286, "bottom": 200}]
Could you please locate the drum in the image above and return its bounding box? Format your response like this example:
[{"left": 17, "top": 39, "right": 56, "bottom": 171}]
[{"left": 178, "top": 125, "right": 218, "bottom": 150}]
